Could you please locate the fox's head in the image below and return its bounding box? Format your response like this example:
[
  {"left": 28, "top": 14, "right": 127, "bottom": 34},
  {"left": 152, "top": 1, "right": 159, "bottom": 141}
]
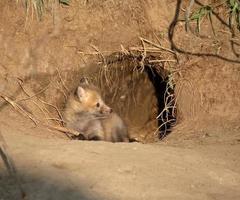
[{"left": 74, "top": 85, "right": 112, "bottom": 117}]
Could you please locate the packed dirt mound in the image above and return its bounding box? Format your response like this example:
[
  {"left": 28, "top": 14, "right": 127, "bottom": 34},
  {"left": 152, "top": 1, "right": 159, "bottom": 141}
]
[{"left": 1, "top": 114, "right": 240, "bottom": 200}]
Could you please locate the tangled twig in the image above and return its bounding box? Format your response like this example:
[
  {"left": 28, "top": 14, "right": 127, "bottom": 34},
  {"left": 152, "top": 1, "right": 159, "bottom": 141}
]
[
  {"left": 0, "top": 93, "right": 78, "bottom": 138},
  {"left": 1, "top": 95, "right": 39, "bottom": 125}
]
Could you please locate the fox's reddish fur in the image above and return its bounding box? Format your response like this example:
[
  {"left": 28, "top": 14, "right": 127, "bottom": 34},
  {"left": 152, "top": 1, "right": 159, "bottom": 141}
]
[{"left": 63, "top": 84, "right": 129, "bottom": 142}]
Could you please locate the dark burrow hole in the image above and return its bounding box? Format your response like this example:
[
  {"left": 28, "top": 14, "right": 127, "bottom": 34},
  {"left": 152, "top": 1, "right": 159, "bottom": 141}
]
[{"left": 144, "top": 65, "right": 177, "bottom": 139}]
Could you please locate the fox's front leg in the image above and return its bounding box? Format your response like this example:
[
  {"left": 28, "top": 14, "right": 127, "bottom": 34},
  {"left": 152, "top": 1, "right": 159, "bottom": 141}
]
[{"left": 85, "top": 121, "right": 105, "bottom": 141}]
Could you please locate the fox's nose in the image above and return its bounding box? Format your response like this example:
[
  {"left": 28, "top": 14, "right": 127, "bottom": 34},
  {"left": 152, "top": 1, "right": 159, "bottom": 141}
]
[{"left": 100, "top": 107, "right": 112, "bottom": 114}]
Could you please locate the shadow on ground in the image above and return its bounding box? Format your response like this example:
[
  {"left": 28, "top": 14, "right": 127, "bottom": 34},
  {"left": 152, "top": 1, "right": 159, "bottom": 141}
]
[{"left": 0, "top": 170, "right": 105, "bottom": 200}]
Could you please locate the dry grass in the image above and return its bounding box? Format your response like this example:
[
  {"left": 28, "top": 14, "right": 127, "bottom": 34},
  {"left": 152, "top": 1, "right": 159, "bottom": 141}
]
[{"left": 0, "top": 70, "right": 81, "bottom": 139}]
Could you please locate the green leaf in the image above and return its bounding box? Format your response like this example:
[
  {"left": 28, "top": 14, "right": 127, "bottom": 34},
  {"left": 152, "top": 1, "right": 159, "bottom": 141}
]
[
  {"left": 230, "top": 0, "right": 236, "bottom": 7},
  {"left": 59, "top": 0, "right": 70, "bottom": 5}
]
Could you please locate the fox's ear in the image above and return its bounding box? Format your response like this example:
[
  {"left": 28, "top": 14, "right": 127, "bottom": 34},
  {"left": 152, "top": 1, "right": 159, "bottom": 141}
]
[
  {"left": 80, "top": 77, "right": 89, "bottom": 85},
  {"left": 76, "top": 86, "right": 86, "bottom": 101}
]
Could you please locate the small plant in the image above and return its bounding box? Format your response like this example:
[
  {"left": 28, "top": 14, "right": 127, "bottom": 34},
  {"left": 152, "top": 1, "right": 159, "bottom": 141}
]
[
  {"left": 189, "top": 5, "right": 214, "bottom": 34},
  {"left": 186, "top": 1, "right": 240, "bottom": 34},
  {"left": 227, "top": 0, "right": 240, "bottom": 30}
]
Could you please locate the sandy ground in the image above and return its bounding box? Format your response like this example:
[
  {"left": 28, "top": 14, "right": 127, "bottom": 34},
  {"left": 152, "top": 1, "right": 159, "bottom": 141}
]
[{"left": 0, "top": 112, "right": 240, "bottom": 200}]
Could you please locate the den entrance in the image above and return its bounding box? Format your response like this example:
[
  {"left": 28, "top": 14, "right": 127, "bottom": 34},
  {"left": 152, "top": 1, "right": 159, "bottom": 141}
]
[{"left": 83, "top": 53, "right": 177, "bottom": 142}]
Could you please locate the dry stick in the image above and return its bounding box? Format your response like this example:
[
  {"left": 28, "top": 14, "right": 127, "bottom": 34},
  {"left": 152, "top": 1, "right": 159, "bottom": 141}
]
[
  {"left": 17, "top": 80, "right": 51, "bottom": 102},
  {"left": 101, "top": 65, "right": 111, "bottom": 89},
  {"left": 155, "top": 80, "right": 181, "bottom": 138},
  {"left": 157, "top": 97, "right": 175, "bottom": 119},
  {"left": 46, "top": 125, "right": 80, "bottom": 137},
  {"left": 17, "top": 80, "right": 52, "bottom": 124},
  {"left": 24, "top": 86, "right": 78, "bottom": 136},
  {"left": 1, "top": 95, "right": 38, "bottom": 125},
  {"left": 165, "top": 80, "right": 182, "bottom": 115},
  {"left": 17, "top": 80, "right": 61, "bottom": 126},
  {"left": 153, "top": 119, "right": 176, "bottom": 136},
  {"left": 163, "top": 92, "right": 175, "bottom": 130},
  {"left": 98, "top": 68, "right": 106, "bottom": 93},
  {"left": 104, "top": 66, "right": 111, "bottom": 88},
  {"left": 91, "top": 44, "right": 112, "bottom": 87},
  {"left": 38, "top": 98, "right": 64, "bottom": 126},
  {"left": 77, "top": 50, "right": 115, "bottom": 55},
  {"left": 148, "top": 59, "right": 177, "bottom": 63},
  {"left": 157, "top": 105, "right": 176, "bottom": 121},
  {"left": 139, "top": 37, "right": 147, "bottom": 73},
  {"left": 158, "top": 104, "right": 174, "bottom": 137},
  {"left": 166, "top": 80, "right": 185, "bottom": 120},
  {"left": 45, "top": 118, "right": 65, "bottom": 122},
  {"left": 129, "top": 47, "right": 164, "bottom": 52},
  {"left": 110, "top": 71, "right": 120, "bottom": 104},
  {"left": 120, "top": 44, "right": 130, "bottom": 55},
  {"left": 0, "top": 131, "right": 26, "bottom": 199},
  {"left": 1, "top": 94, "right": 74, "bottom": 138},
  {"left": 140, "top": 37, "right": 176, "bottom": 54},
  {"left": 32, "top": 101, "right": 51, "bottom": 124},
  {"left": 160, "top": 114, "right": 168, "bottom": 138},
  {"left": 153, "top": 31, "right": 163, "bottom": 46},
  {"left": 163, "top": 83, "right": 174, "bottom": 105}
]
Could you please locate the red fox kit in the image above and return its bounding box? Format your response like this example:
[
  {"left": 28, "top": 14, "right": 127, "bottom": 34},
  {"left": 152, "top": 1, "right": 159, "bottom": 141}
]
[{"left": 63, "top": 84, "right": 129, "bottom": 142}]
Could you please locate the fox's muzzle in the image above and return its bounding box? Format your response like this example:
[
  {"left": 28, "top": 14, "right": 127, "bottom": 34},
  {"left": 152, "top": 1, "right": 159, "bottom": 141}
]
[{"left": 100, "top": 106, "right": 113, "bottom": 115}]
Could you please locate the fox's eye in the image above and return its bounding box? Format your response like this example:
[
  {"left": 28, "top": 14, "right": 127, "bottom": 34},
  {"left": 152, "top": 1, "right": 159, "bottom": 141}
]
[{"left": 96, "top": 103, "right": 100, "bottom": 107}]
